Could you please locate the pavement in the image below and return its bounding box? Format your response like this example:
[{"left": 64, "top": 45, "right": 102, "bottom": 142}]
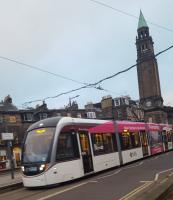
[
  {"left": 0, "top": 169, "right": 23, "bottom": 192},
  {"left": 125, "top": 170, "right": 173, "bottom": 200}
]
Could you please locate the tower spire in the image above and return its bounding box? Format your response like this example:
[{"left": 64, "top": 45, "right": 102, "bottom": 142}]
[{"left": 138, "top": 10, "right": 148, "bottom": 29}]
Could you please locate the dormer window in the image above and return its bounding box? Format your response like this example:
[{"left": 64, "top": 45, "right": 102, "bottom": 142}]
[
  {"left": 39, "top": 113, "right": 47, "bottom": 120},
  {"left": 23, "top": 113, "right": 33, "bottom": 122}
]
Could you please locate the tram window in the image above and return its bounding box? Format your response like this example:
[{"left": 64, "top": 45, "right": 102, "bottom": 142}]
[
  {"left": 162, "top": 131, "right": 168, "bottom": 142},
  {"left": 103, "top": 133, "right": 117, "bottom": 153},
  {"left": 120, "top": 131, "right": 141, "bottom": 150},
  {"left": 140, "top": 131, "right": 148, "bottom": 146},
  {"left": 130, "top": 132, "right": 141, "bottom": 148},
  {"left": 120, "top": 131, "right": 131, "bottom": 150},
  {"left": 56, "top": 132, "right": 79, "bottom": 162},
  {"left": 91, "top": 133, "right": 117, "bottom": 156},
  {"left": 168, "top": 131, "right": 172, "bottom": 142},
  {"left": 91, "top": 134, "right": 104, "bottom": 155},
  {"left": 149, "top": 131, "right": 162, "bottom": 147},
  {"left": 170, "top": 131, "right": 173, "bottom": 142}
]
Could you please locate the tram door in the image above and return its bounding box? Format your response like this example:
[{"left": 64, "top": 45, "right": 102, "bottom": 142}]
[
  {"left": 79, "top": 131, "right": 94, "bottom": 174},
  {"left": 162, "top": 131, "right": 168, "bottom": 151},
  {"left": 140, "top": 131, "right": 149, "bottom": 156}
]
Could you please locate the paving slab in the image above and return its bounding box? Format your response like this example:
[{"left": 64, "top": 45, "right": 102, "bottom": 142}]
[{"left": 0, "top": 170, "right": 22, "bottom": 190}]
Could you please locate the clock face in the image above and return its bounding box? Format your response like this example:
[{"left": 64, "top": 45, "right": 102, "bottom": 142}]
[{"left": 146, "top": 101, "right": 152, "bottom": 107}]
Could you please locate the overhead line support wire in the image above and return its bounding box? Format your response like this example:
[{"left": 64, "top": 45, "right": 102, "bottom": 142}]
[
  {"left": 23, "top": 45, "right": 173, "bottom": 105},
  {"left": 88, "top": 0, "right": 173, "bottom": 33},
  {"left": 0, "top": 56, "right": 86, "bottom": 85}
]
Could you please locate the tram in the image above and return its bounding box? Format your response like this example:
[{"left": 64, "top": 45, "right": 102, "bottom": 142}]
[{"left": 21, "top": 117, "right": 173, "bottom": 187}]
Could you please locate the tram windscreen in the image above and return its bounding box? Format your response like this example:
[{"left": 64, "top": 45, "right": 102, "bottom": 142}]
[{"left": 22, "top": 127, "right": 55, "bottom": 163}]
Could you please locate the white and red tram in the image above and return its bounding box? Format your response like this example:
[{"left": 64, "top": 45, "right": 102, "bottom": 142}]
[
  {"left": 160, "top": 123, "right": 173, "bottom": 151},
  {"left": 21, "top": 117, "right": 173, "bottom": 187}
]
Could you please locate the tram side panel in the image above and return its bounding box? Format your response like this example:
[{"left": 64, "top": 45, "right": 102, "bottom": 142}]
[
  {"left": 46, "top": 130, "right": 84, "bottom": 185},
  {"left": 160, "top": 124, "right": 173, "bottom": 151},
  {"left": 45, "top": 160, "right": 84, "bottom": 185},
  {"left": 119, "top": 129, "right": 143, "bottom": 164}
]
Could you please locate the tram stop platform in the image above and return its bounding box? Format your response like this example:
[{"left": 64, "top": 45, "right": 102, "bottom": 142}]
[{"left": 0, "top": 169, "right": 22, "bottom": 192}]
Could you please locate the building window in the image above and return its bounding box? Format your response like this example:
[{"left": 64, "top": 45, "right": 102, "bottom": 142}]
[
  {"left": 87, "top": 112, "right": 96, "bottom": 119},
  {"left": 39, "top": 113, "right": 47, "bottom": 120},
  {"left": 9, "top": 116, "right": 16, "bottom": 123},
  {"left": 124, "top": 98, "right": 129, "bottom": 105},
  {"left": 0, "top": 115, "right": 3, "bottom": 123},
  {"left": 117, "top": 111, "right": 122, "bottom": 118},
  {"left": 114, "top": 99, "right": 120, "bottom": 106},
  {"left": 23, "top": 113, "right": 33, "bottom": 122},
  {"left": 67, "top": 113, "right": 71, "bottom": 117},
  {"left": 56, "top": 113, "right": 61, "bottom": 117},
  {"left": 77, "top": 113, "right": 82, "bottom": 118},
  {"left": 0, "top": 139, "right": 5, "bottom": 145}
]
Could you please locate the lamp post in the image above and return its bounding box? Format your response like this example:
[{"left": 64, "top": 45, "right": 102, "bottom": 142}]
[{"left": 112, "top": 103, "right": 123, "bottom": 165}]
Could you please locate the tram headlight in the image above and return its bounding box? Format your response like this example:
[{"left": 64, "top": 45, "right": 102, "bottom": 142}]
[
  {"left": 39, "top": 164, "right": 45, "bottom": 171},
  {"left": 39, "top": 163, "right": 49, "bottom": 171},
  {"left": 21, "top": 166, "right": 25, "bottom": 172}
]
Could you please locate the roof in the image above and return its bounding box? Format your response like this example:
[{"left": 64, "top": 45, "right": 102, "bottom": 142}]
[
  {"left": 138, "top": 10, "right": 148, "bottom": 29},
  {"left": 0, "top": 102, "right": 18, "bottom": 112}
]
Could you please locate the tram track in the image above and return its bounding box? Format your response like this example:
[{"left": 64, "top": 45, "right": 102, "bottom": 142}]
[
  {"left": 0, "top": 187, "right": 46, "bottom": 200},
  {"left": 1, "top": 151, "right": 173, "bottom": 200}
]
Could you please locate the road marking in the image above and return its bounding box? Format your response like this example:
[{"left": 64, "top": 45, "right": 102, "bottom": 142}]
[
  {"left": 96, "top": 169, "right": 122, "bottom": 180},
  {"left": 36, "top": 182, "right": 88, "bottom": 200},
  {"left": 154, "top": 167, "right": 173, "bottom": 181},
  {"left": 160, "top": 178, "right": 168, "bottom": 184},
  {"left": 168, "top": 172, "right": 173, "bottom": 177},
  {"left": 88, "top": 180, "right": 98, "bottom": 183},
  {"left": 96, "top": 161, "right": 143, "bottom": 181},
  {"left": 155, "top": 173, "right": 159, "bottom": 181},
  {"left": 118, "top": 182, "right": 152, "bottom": 200},
  {"left": 140, "top": 180, "right": 153, "bottom": 183},
  {"left": 123, "top": 161, "right": 143, "bottom": 170},
  {"left": 152, "top": 156, "right": 159, "bottom": 160}
]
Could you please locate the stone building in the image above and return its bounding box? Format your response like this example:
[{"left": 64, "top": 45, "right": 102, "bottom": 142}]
[
  {"left": 88, "top": 95, "right": 144, "bottom": 121},
  {"left": 136, "top": 11, "right": 168, "bottom": 123},
  {"left": 0, "top": 96, "right": 86, "bottom": 169},
  {"left": 0, "top": 95, "right": 22, "bottom": 169}
]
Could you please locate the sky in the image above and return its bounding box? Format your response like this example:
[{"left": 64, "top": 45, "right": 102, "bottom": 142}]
[{"left": 0, "top": 0, "right": 173, "bottom": 109}]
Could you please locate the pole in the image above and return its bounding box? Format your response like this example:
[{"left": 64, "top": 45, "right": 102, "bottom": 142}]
[
  {"left": 69, "top": 97, "right": 71, "bottom": 107},
  {"left": 5, "top": 119, "right": 14, "bottom": 179},
  {"left": 112, "top": 107, "right": 123, "bottom": 165},
  {"left": 7, "top": 141, "right": 14, "bottom": 179}
]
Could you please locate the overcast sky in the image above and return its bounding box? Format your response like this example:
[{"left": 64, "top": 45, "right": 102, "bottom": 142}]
[{"left": 0, "top": 0, "right": 173, "bottom": 109}]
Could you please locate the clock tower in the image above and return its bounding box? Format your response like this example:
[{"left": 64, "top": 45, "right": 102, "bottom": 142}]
[{"left": 136, "top": 11, "right": 167, "bottom": 123}]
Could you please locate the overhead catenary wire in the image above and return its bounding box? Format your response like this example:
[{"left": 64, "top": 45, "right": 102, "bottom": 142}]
[
  {"left": 0, "top": 56, "right": 122, "bottom": 105},
  {"left": 0, "top": 56, "right": 87, "bottom": 85},
  {"left": 88, "top": 0, "right": 173, "bottom": 33},
  {"left": 23, "top": 45, "right": 173, "bottom": 105}
]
